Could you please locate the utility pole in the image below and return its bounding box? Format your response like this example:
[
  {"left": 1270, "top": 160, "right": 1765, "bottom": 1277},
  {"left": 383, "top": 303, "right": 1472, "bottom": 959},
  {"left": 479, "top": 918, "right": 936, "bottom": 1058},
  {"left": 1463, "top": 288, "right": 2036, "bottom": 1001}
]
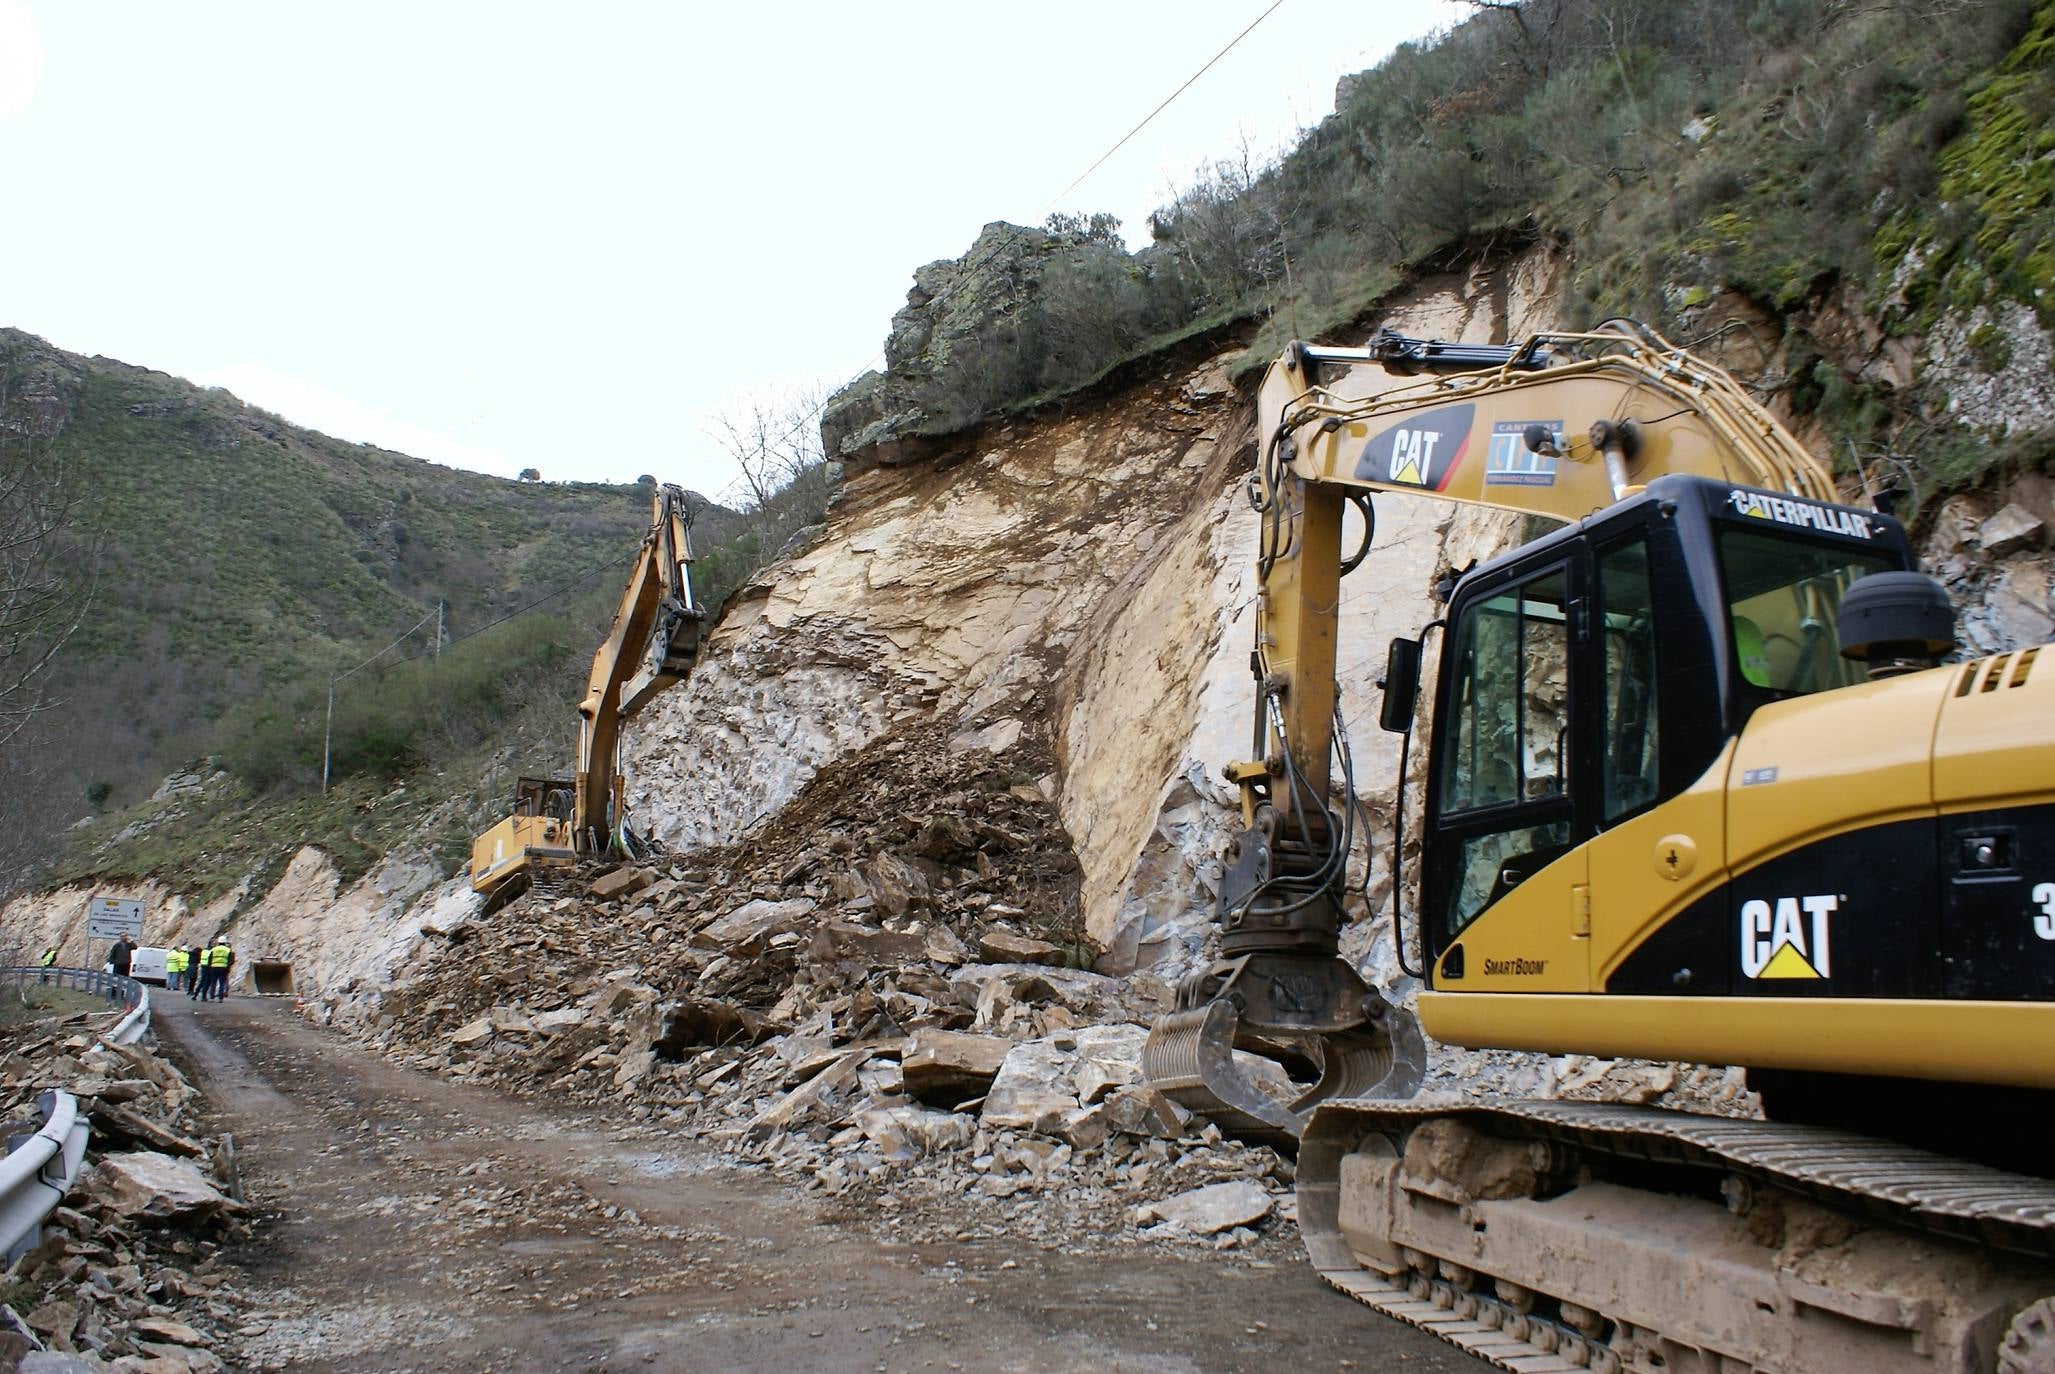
[
  {"left": 435, "top": 600, "right": 444, "bottom": 660},
  {"left": 322, "top": 678, "right": 335, "bottom": 794}
]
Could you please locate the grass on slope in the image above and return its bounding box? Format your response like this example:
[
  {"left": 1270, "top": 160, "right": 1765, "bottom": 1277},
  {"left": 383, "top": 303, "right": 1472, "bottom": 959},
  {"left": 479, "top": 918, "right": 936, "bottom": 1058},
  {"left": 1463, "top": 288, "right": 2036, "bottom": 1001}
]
[{"left": 3, "top": 330, "right": 654, "bottom": 814}]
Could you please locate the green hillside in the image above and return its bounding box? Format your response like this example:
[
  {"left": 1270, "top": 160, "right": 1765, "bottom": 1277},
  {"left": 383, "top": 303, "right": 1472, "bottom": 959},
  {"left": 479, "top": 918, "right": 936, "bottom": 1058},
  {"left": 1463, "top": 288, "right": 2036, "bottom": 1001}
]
[
  {"left": 0, "top": 329, "right": 826, "bottom": 903},
  {"left": 0, "top": 329, "right": 657, "bottom": 812}
]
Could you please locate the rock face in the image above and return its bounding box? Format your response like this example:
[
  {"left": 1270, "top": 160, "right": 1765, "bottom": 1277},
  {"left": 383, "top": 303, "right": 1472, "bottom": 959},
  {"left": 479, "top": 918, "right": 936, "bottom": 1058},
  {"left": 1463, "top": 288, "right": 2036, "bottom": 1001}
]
[
  {"left": 821, "top": 221, "right": 1073, "bottom": 462},
  {"left": 0, "top": 847, "right": 465, "bottom": 1001},
  {"left": 629, "top": 251, "right": 1557, "bottom": 1002}
]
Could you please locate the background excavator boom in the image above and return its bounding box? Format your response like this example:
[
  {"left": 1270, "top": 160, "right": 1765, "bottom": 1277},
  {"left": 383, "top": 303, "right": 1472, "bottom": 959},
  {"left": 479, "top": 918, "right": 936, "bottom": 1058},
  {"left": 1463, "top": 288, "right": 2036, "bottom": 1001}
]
[{"left": 469, "top": 483, "right": 705, "bottom": 897}]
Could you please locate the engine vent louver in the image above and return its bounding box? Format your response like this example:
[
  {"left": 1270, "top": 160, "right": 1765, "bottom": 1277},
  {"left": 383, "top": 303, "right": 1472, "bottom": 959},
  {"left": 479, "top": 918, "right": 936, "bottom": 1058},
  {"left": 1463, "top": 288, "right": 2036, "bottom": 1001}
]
[{"left": 1955, "top": 648, "right": 2038, "bottom": 697}]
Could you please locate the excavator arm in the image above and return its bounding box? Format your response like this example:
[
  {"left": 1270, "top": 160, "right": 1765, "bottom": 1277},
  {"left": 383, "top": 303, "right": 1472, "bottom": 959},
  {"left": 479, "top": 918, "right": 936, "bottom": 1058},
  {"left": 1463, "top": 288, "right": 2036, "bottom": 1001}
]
[
  {"left": 573, "top": 483, "right": 704, "bottom": 857},
  {"left": 470, "top": 483, "right": 705, "bottom": 897},
  {"left": 1145, "top": 322, "right": 1839, "bottom": 1142}
]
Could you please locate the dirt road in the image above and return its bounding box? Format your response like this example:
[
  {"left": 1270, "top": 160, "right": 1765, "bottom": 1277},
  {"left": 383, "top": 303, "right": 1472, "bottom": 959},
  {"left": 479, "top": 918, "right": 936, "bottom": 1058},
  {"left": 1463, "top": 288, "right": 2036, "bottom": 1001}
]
[{"left": 150, "top": 995, "right": 1479, "bottom": 1373}]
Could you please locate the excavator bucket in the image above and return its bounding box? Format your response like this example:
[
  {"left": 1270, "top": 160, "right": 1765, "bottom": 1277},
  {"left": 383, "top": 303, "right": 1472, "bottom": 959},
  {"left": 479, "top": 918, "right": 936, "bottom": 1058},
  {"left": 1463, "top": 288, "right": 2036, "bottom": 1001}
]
[{"left": 1141, "top": 997, "right": 1425, "bottom": 1150}]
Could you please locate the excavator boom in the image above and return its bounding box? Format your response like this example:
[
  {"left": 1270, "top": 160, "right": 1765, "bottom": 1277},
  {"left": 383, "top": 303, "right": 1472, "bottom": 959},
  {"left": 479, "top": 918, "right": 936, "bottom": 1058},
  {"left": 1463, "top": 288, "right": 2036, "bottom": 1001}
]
[{"left": 469, "top": 483, "right": 705, "bottom": 898}]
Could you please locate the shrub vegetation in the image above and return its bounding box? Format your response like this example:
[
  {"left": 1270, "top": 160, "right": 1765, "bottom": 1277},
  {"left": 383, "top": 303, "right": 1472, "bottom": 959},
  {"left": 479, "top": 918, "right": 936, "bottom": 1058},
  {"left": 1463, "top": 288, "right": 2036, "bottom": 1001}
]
[{"left": 895, "top": 0, "right": 2050, "bottom": 505}]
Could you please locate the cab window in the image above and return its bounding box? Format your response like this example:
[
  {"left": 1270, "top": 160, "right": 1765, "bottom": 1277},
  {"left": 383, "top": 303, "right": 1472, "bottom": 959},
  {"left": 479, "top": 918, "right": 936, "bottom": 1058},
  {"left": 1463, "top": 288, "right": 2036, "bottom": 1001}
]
[
  {"left": 1721, "top": 528, "right": 1894, "bottom": 697},
  {"left": 1596, "top": 539, "right": 1660, "bottom": 822},
  {"left": 1438, "top": 569, "right": 1571, "bottom": 815},
  {"left": 1432, "top": 566, "right": 1575, "bottom": 942}
]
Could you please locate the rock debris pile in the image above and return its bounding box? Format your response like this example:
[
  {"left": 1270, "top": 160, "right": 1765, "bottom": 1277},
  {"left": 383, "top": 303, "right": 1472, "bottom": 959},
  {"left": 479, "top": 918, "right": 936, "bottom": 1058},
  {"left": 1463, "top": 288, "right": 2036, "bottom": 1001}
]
[
  {"left": 0, "top": 1028, "right": 253, "bottom": 1373},
  {"left": 325, "top": 727, "right": 1302, "bottom": 1258}
]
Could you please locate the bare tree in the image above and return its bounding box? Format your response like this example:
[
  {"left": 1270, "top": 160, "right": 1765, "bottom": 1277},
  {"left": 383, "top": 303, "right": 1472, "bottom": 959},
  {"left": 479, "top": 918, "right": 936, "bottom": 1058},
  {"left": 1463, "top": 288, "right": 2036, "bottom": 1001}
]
[
  {"left": 703, "top": 382, "right": 839, "bottom": 580},
  {"left": 0, "top": 369, "right": 92, "bottom": 893}
]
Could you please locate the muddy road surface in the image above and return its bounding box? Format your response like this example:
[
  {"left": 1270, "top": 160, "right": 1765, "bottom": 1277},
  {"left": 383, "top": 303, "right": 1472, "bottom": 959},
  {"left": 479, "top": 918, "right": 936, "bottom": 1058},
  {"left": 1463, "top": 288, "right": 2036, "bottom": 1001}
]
[{"left": 150, "top": 996, "right": 1479, "bottom": 1373}]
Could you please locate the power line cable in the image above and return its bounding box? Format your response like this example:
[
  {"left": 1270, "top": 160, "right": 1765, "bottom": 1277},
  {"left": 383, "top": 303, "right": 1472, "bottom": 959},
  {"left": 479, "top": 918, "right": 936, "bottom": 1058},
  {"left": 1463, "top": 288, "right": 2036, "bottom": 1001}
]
[
  {"left": 380, "top": 547, "right": 639, "bottom": 671},
  {"left": 1045, "top": 0, "right": 1286, "bottom": 211},
  {"left": 331, "top": 607, "right": 439, "bottom": 686},
  {"left": 319, "top": 547, "right": 636, "bottom": 791}
]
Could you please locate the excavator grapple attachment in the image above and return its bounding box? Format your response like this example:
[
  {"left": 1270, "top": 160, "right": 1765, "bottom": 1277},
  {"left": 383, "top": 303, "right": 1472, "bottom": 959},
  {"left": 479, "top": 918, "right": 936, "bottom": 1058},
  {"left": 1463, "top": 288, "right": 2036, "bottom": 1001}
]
[
  {"left": 1141, "top": 993, "right": 1424, "bottom": 1149},
  {"left": 1142, "top": 1001, "right": 1304, "bottom": 1149}
]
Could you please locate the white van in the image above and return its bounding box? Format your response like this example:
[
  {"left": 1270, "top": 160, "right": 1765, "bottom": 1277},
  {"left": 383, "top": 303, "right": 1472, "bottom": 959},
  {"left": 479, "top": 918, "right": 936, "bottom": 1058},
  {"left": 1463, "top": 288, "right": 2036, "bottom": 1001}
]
[{"left": 128, "top": 946, "right": 169, "bottom": 986}]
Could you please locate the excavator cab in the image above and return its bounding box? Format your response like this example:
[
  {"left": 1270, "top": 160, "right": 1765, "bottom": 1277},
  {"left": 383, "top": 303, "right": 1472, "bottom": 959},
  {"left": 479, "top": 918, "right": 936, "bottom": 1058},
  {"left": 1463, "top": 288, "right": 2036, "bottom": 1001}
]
[
  {"left": 470, "top": 776, "right": 578, "bottom": 898},
  {"left": 1408, "top": 475, "right": 1916, "bottom": 999}
]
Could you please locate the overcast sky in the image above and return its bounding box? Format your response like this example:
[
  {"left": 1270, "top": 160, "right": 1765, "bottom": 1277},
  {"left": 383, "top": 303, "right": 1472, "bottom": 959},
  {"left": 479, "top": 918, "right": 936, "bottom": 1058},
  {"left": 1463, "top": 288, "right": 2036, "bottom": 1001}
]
[{"left": 1, "top": 1, "right": 1459, "bottom": 497}]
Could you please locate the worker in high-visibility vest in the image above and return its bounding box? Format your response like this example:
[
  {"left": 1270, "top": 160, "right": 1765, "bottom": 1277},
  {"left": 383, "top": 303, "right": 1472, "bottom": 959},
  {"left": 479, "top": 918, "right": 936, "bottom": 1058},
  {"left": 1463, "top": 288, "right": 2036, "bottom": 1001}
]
[
  {"left": 37, "top": 947, "right": 56, "bottom": 984},
  {"left": 201, "top": 939, "right": 233, "bottom": 1002},
  {"left": 165, "top": 946, "right": 188, "bottom": 992}
]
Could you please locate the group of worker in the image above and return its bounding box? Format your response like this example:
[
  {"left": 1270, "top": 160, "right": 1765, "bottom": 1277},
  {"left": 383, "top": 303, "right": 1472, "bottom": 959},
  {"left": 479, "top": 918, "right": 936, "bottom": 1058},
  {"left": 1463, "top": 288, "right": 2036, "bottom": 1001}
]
[
  {"left": 169, "top": 939, "right": 235, "bottom": 1000},
  {"left": 32, "top": 936, "right": 237, "bottom": 998}
]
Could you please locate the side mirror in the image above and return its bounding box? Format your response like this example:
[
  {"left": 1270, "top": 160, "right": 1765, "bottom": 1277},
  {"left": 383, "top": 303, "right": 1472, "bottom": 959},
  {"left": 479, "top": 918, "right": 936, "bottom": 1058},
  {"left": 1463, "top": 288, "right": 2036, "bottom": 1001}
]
[{"left": 1380, "top": 637, "right": 1422, "bottom": 733}]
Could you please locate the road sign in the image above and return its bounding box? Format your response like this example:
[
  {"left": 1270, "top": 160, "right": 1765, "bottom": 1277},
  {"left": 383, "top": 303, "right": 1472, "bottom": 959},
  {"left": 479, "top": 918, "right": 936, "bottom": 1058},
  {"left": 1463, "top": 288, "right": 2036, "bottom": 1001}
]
[{"left": 86, "top": 896, "right": 144, "bottom": 941}]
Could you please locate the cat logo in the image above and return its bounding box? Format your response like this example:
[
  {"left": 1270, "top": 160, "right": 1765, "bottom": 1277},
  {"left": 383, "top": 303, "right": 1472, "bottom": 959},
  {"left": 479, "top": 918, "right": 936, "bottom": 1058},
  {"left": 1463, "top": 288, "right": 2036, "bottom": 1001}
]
[
  {"left": 1356, "top": 404, "right": 1474, "bottom": 491},
  {"left": 1740, "top": 894, "right": 1837, "bottom": 979},
  {"left": 1390, "top": 435, "right": 1433, "bottom": 484}
]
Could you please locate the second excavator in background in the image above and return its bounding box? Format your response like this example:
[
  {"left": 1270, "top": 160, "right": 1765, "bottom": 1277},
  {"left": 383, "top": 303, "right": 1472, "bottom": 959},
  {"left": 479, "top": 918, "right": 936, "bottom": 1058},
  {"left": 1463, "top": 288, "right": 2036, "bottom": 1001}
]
[
  {"left": 1142, "top": 322, "right": 2055, "bottom": 1372},
  {"left": 469, "top": 483, "right": 706, "bottom": 904}
]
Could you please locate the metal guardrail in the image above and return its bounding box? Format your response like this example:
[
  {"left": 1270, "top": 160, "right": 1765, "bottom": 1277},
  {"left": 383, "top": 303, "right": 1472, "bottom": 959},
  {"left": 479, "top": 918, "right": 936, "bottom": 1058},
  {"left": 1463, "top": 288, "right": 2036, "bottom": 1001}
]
[
  {"left": 0, "top": 966, "right": 152, "bottom": 1261},
  {"left": 0, "top": 1089, "right": 89, "bottom": 1261},
  {"left": 0, "top": 964, "right": 150, "bottom": 1047}
]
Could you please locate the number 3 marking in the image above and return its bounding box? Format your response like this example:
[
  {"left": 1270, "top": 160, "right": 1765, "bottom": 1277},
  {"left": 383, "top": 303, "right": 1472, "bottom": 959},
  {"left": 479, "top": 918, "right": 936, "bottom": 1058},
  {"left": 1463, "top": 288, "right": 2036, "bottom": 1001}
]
[{"left": 2036, "top": 882, "right": 2055, "bottom": 941}]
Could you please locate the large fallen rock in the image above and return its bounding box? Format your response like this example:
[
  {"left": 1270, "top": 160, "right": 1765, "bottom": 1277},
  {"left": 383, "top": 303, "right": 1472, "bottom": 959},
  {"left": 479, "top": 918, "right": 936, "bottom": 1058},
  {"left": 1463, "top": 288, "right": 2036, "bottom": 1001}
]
[
  {"left": 976, "top": 929, "right": 1065, "bottom": 966},
  {"left": 809, "top": 920, "right": 929, "bottom": 967},
  {"left": 1136, "top": 1179, "right": 1273, "bottom": 1235},
  {"left": 981, "top": 1024, "right": 1146, "bottom": 1133},
  {"left": 692, "top": 898, "right": 816, "bottom": 956},
  {"left": 900, "top": 1030, "right": 1014, "bottom": 1106},
  {"left": 855, "top": 1104, "right": 976, "bottom": 1160},
  {"left": 89, "top": 1151, "right": 242, "bottom": 1223},
  {"left": 589, "top": 866, "right": 657, "bottom": 901}
]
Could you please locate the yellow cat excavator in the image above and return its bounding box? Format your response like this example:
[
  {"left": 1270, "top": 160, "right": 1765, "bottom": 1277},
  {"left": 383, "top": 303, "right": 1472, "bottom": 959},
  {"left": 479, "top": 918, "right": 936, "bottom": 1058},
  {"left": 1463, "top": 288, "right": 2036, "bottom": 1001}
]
[
  {"left": 1142, "top": 323, "right": 2055, "bottom": 1371},
  {"left": 469, "top": 483, "right": 705, "bottom": 901}
]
